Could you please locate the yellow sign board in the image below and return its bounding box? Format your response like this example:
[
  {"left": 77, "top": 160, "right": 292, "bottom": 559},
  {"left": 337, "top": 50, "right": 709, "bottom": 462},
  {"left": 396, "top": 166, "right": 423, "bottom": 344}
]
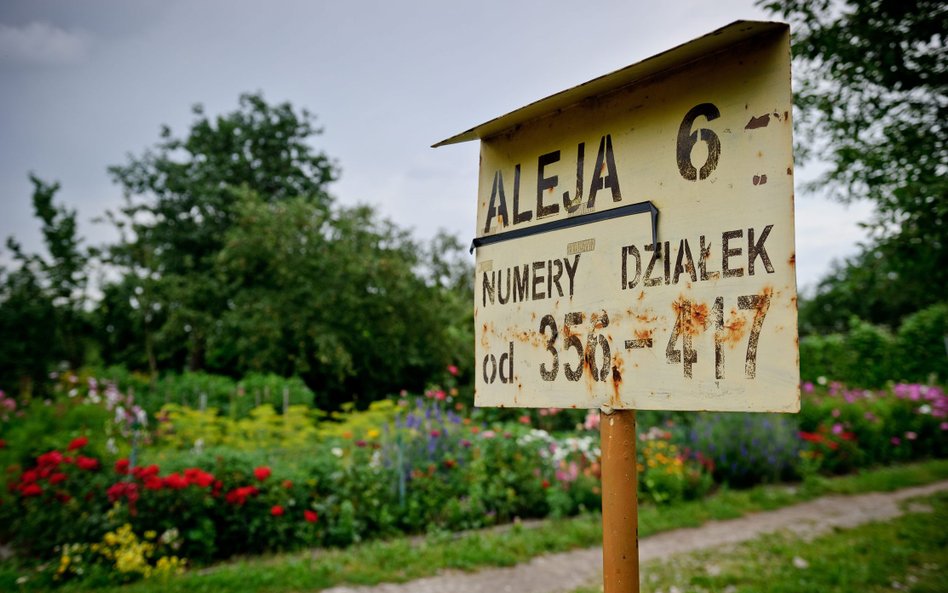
[{"left": 437, "top": 22, "right": 799, "bottom": 413}]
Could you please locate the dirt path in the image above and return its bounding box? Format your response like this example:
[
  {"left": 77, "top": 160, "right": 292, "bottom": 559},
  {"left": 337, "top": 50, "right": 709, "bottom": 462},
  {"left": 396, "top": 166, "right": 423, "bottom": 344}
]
[{"left": 321, "top": 480, "right": 948, "bottom": 593}]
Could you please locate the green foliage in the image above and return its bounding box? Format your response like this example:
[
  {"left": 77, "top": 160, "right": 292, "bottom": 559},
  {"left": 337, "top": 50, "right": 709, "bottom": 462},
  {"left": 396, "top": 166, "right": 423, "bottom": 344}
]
[
  {"left": 896, "top": 302, "right": 948, "bottom": 382},
  {"left": 154, "top": 404, "right": 321, "bottom": 451},
  {"left": 0, "top": 176, "right": 90, "bottom": 397},
  {"left": 684, "top": 413, "right": 801, "bottom": 487},
  {"left": 761, "top": 0, "right": 948, "bottom": 330},
  {"left": 799, "top": 305, "right": 947, "bottom": 386}
]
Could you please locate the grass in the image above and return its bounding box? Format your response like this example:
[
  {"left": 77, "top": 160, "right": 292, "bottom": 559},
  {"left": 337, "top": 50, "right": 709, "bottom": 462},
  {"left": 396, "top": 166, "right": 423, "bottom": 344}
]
[
  {"left": 4, "top": 459, "right": 947, "bottom": 592},
  {"left": 574, "top": 491, "right": 948, "bottom": 593}
]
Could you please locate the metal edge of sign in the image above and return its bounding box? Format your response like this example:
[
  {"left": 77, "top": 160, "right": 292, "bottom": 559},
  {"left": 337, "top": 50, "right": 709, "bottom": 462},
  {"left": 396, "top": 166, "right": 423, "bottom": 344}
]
[{"left": 432, "top": 20, "right": 789, "bottom": 149}]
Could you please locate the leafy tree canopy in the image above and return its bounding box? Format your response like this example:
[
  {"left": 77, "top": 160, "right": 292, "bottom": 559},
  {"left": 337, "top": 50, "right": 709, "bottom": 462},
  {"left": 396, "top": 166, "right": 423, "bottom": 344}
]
[{"left": 760, "top": 0, "right": 947, "bottom": 331}]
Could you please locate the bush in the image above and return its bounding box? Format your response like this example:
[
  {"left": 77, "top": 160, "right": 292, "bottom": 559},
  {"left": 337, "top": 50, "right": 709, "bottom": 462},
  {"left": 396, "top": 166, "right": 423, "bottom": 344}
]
[
  {"left": 800, "top": 304, "right": 948, "bottom": 387},
  {"left": 896, "top": 303, "right": 948, "bottom": 382},
  {"left": 685, "top": 413, "right": 801, "bottom": 488}
]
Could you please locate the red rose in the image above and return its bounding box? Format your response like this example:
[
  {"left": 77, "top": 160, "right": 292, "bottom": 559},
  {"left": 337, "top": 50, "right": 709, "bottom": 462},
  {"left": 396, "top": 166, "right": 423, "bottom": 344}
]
[
  {"left": 225, "top": 485, "right": 259, "bottom": 505},
  {"left": 304, "top": 509, "right": 318, "bottom": 523},
  {"left": 0, "top": 439, "right": 6, "bottom": 449},
  {"left": 75, "top": 456, "right": 99, "bottom": 471},
  {"left": 20, "top": 469, "right": 39, "bottom": 484},
  {"left": 143, "top": 476, "right": 163, "bottom": 490},
  {"left": 270, "top": 505, "right": 284, "bottom": 516},
  {"left": 20, "top": 483, "right": 42, "bottom": 497},
  {"left": 66, "top": 436, "right": 88, "bottom": 451},
  {"left": 133, "top": 464, "right": 159, "bottom": 479},
  {"left": 163, "top": 473, "right": 188, "bottom": 490},
  {"left": 49, "top": 472, "right": 67, "bottom": 485},
  {"left": 37, "top": 450, "right": 64, "bottom": 467},
  {"left": 253, "top": 466, "right": 271, "bottom": 481},
  {"left": 115, "top": 459, "right": 130, "bottom": 475},
  {"left": 184, "top": 468, "right": 215, "bottom": 488}
]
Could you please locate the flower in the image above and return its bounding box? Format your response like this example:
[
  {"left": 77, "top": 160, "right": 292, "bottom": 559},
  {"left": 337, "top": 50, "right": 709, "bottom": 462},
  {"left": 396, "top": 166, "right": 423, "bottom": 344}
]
[
  {"left": 225, "top": 486, "right": 259, "bottom": 505},
  {"left": 253, "top": 466, "right": 271, "bottom": 481},
  {"left": 891, "top": 436, "right": 901, "bottom": 446},
  {"left": 49, "top": 472, "right": 67, "bottom": 485},
  {"left": 66, "top": 436, "right": 88, "bottom": 451},
  {"left": 115, "top": 458, "right": 130, "bottom": 475},
  {"left": 37, "top": 450, "right": 64, "bottom": 467},
  {"left": 905, "top": 431, "right": 917, "bottom": 440},
  {"left": 304, "top": 510, "right": 318, "bottom": 523},
  {"left": 802, "top": 381, "right": 814, "bottom": 393},
  {"left": 282, "top": 479, "right": 293, "bottom": 489},
  {"left": 20, "top": 483, "right": 42, "bottom": 497},
  {"left": 75, "top": 456, "right": 99, "bottom": 471},
  {"left": 270, "top": 505, "right": 284, "bottom": 517},
  {"left": 163, "top": 473, "right": 188, "bottom": 490},
  {"left": 447, "top": 364, "right": 459, "bottom": 376}
]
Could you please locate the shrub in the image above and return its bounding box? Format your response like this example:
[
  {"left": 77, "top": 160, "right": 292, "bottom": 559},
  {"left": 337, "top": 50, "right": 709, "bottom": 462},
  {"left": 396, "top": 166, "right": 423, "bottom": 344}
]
[
  {"left": 685, "top": 413, "right": 801, "bottom": 487},
  {"left": 896, "top": 303, "right": 948, "bottom": 382}
]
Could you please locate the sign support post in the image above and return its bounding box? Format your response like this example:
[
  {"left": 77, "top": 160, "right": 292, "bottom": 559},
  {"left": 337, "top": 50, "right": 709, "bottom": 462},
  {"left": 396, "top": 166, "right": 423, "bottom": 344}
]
[{"left": 600, "top": 408, "right": 639, "bottom": 593}]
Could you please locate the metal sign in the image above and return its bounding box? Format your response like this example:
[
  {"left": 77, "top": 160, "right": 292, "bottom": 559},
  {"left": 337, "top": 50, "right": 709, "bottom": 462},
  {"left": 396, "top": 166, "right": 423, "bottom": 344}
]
[{"left": 437, "top": 21, "right": 799, "bottom": 413}]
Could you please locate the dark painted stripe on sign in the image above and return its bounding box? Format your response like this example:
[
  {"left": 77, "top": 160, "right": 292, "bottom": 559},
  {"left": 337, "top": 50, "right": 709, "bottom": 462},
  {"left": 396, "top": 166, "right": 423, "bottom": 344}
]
[{"left": 471, "top": 200, "right": 659, "bottom": 254}]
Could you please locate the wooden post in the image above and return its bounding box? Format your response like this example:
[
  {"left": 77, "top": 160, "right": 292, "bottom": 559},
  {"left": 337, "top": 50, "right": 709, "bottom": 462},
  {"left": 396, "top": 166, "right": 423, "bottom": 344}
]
[{"left": 600, "top": 408, "right": 639, "bottom": 593}]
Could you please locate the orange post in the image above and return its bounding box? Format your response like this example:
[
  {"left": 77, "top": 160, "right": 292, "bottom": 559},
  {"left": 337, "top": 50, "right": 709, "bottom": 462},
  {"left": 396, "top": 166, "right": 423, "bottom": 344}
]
[{"left": 600, "top": 408, "right": 639, "bottom": 593}]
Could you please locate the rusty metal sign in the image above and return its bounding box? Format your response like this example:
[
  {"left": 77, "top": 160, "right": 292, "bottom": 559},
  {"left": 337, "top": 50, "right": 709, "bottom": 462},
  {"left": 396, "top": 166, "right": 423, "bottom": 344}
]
[{"left": 436, "top": 21, "right": 799, "bottom": 413}]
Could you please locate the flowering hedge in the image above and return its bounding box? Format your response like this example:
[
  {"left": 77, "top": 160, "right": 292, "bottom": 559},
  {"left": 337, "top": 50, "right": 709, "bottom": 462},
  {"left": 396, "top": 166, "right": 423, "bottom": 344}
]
[{"left": 1, "top": 377, "right": 946, "bottom": 587}]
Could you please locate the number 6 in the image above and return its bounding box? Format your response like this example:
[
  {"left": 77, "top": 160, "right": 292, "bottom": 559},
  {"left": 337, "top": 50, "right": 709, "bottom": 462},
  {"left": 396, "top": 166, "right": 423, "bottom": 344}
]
[{"left": 676, "top": 103, "right": 721, "bottom": 181}]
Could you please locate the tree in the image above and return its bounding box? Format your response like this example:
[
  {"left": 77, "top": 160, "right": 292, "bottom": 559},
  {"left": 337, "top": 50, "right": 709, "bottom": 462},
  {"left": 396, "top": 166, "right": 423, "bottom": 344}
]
[
  {"left": 211, "top": 193, "right": 471, "bottom": 408},
  {"left": 102, "top": 93, "right": 338, "bottom": 372},
  {"left": 760, "top": 0, "right": 947, "bottom": 331},
  {"left": 0, "top": 176, "right": 90, "bottom": 396}
]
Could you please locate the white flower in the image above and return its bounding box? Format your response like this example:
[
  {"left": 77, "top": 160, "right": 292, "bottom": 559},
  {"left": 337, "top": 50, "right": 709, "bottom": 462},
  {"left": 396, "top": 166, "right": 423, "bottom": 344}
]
[
  {"left": 817, "top": 376, "right": 827, "bottom": 385},
  {"left": 919, "top": 404, "right": 932, "bottom": 415},
  {"left": 106, "top": 438, "right": 117, "bottom": 454},
  {"left": 331, "top": 447, "right": 343, "bottom": 458},
  {"left": 792, "top": 556, "right": 809, "bottom": 569}
]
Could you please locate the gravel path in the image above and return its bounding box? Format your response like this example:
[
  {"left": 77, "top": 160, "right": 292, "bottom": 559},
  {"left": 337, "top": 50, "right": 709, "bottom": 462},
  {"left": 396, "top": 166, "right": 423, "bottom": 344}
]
[{"left": 321, "top": 480, "right": 948, "bottom": 593}]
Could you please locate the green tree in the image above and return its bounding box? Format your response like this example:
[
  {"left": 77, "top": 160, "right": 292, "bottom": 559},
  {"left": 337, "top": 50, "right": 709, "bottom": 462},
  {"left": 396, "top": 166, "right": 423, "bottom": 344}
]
[
  {"left": 761, "top": 0, "right": 947, "bottom": 331},
  {"left": 102, "top": 93, "right": 338, "bottom": 372},
  {"left": 1, "top": 175, "right": 90, "bottom": 396},
  {"left": 212, "top": 194, "right": 470, "bottom": 408}
]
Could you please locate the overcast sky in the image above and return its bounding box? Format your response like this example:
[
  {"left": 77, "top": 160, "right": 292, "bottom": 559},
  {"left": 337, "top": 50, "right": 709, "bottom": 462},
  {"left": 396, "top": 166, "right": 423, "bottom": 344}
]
[{"left": 0, "top": 0, "right": 872, "bottom": 290}]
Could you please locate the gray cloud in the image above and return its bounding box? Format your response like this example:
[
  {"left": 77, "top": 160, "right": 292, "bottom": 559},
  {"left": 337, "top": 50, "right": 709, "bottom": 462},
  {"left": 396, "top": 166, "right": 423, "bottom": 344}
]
[{"left": 0, "top": 21, "right": 91, "bottom": 65}]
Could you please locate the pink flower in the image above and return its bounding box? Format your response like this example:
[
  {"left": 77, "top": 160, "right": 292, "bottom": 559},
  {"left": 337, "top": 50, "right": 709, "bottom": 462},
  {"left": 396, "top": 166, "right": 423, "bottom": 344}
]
[
  {"left": 831, "top": 409, "right": 840, "bottom": 418},
  {"left": 891, "top": 436, "right": 901, "bottom": 446},
  {"left": 518, "top": 415, "right": 531, "bottom": 425},
  {"left": 447, "top": 364, "right": 459, "bottom": 376},
  {"left": 831, "top": 423, "right": 843, "bottom": 435},
  {"left": 940, "top": 422, "right": 948, "bottom": 431},
  {"left": 802, "top": 382, "right": 814, "bottom": 394},
  {"left": 905, "top": 431, "right": 917, "bottom": 441}
]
